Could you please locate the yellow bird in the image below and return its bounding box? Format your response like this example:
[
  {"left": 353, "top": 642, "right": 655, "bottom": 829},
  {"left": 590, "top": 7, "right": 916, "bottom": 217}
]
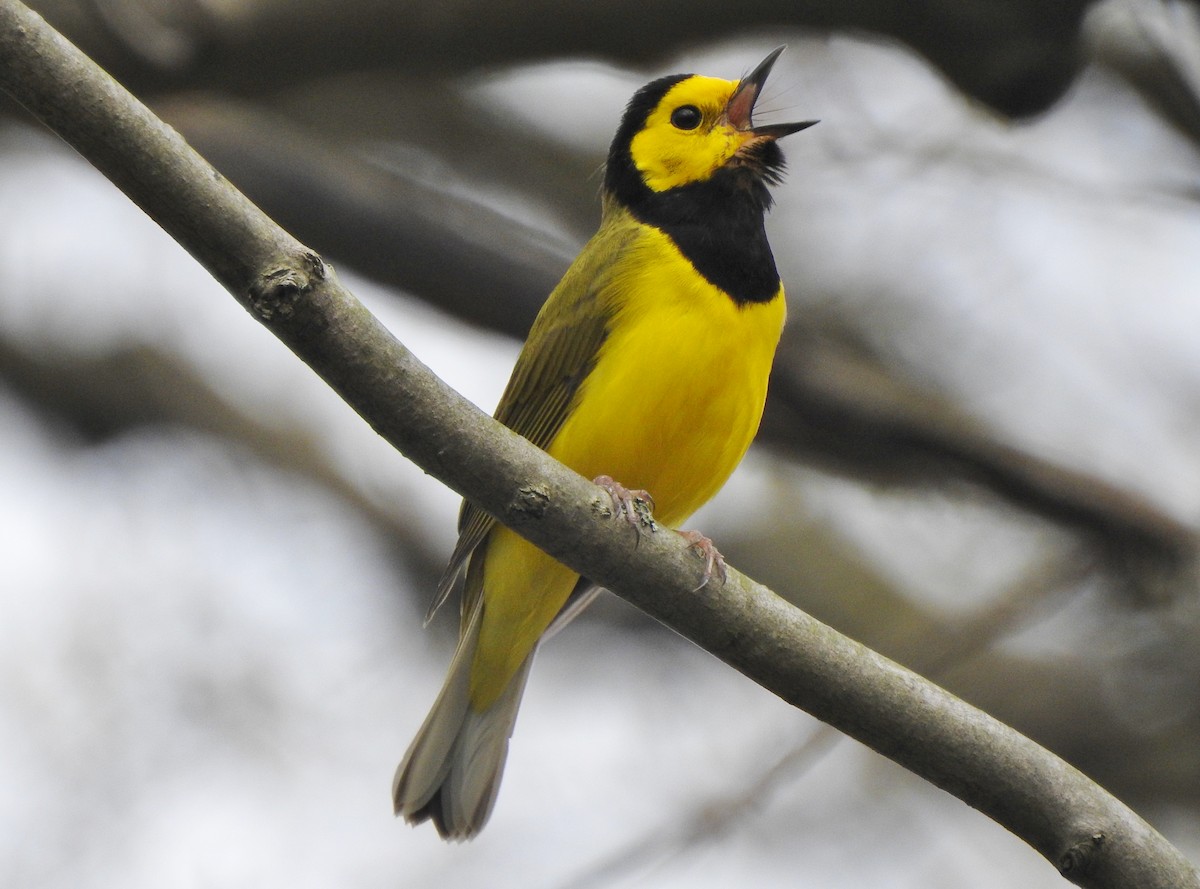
[{"left": 393, "top": 47, "right": 814, "bottom": 840}]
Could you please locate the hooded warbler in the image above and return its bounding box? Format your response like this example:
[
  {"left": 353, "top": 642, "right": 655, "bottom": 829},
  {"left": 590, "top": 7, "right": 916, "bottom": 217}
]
[{"left": 394, "top": 47, "right": 814, "bottom": 840}]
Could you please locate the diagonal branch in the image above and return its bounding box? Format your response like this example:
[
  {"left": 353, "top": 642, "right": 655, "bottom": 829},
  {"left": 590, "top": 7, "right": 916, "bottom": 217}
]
[{"left": 0, "top": 2, "right": 1195, "bottom": 886}]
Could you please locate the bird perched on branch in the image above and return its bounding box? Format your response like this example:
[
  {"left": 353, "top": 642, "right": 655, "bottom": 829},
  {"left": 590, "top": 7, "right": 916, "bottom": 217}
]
[{"left": 393, "top": 46, "right": 815, "bottom": 840}]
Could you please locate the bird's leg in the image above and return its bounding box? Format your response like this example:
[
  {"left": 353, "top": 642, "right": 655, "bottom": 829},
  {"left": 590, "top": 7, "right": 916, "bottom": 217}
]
[
  {"left": 593, "top": 475, "right": 656, "bottom": 536},
  {"left": 679, "top": 530, "right": 728, "bottom": 590}
]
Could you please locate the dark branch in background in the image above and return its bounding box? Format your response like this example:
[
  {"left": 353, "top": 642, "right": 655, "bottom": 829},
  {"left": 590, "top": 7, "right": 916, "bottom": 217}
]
[
  {"left": 153, "top": 95, "right": 577, "bottom": 334},
  {"left": 762, "top": 329, "right": 1200, "bottom": 577},
  {"left": 32, "top": 0, "right": 1092, "bottom": 117},
  {"left": 1, "top": 2, "right": 1195, "bottom": 886}
]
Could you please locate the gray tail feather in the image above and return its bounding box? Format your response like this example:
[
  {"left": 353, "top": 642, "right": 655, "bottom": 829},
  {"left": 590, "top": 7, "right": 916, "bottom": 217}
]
[{"left": 393, "top": 604, "right": 534, "bottom": 841}]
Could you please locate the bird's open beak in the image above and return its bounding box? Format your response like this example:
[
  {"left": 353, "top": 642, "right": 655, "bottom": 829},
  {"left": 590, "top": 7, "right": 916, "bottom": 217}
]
[{"left": 725, "top": 46, "right": 818, "bottom": 140}]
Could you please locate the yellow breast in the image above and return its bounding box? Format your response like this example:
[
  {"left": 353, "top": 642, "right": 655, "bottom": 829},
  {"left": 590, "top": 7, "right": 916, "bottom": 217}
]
[
  {"left": 548, "top": 223, "right": 786, "bottom": 527},
  {"left": 471, "top": 220, "right": 785, "bottom": 708}
]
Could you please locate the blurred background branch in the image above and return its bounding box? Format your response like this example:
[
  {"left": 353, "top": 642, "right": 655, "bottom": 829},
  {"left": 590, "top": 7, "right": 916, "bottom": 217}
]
[{"left": 30, "top": 0, "right": 1091, "bottom": 114}]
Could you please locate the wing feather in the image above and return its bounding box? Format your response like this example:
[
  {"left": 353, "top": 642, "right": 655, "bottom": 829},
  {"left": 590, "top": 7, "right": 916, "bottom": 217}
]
[{"left": 427, "top": 211, "right": 642, "bottom": 623}]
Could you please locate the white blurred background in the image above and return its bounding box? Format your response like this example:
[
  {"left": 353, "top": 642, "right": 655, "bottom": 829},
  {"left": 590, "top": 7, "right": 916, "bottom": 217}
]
[{"left": 2, "top": 1, "right": 1199, "bottom": 886}]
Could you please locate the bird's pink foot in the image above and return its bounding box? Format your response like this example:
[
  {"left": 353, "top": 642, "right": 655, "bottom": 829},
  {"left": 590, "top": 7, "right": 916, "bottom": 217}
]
[
  {"left": 593, "top": 475, "right": 656, "bottom": 535},
  {"left": 680, "top": 529, "right": 727, "bottom": 589}
]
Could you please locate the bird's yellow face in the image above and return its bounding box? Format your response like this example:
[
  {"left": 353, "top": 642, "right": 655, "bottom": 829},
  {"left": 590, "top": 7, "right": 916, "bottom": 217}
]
[
  {"left": 604, "top": 49, "right": 815, "bottom": 210},
  {"left": 629, "top": 76, "right": 748, "bottom": 192},
  {"left": 601, "top": 48, "right": 815, "bottom": 302}
]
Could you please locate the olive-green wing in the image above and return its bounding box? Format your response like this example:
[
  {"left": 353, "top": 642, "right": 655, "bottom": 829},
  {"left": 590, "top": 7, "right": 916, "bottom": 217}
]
[{"left": 424, "top": 214, "right": 641, "bottom": 624}]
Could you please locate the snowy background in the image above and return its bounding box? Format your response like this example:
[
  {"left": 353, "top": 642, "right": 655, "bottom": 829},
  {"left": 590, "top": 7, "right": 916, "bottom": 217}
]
[{"left": 3, "top": 1, "right": 1200, "bottom": 887}]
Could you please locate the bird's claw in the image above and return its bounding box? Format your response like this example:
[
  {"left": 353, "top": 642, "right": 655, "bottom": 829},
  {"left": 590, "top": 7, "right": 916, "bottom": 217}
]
[
  {"left": 593, "top": 475, "right": 656, "bottom": 536},
  {"left": 680, "top": 530, "right": 727, "bottom": 590}
]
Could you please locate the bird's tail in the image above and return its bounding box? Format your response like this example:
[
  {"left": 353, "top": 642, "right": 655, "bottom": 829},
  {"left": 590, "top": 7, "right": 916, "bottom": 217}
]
[{"left": 392, "top": 603, "right": 533, "bottom": 841}]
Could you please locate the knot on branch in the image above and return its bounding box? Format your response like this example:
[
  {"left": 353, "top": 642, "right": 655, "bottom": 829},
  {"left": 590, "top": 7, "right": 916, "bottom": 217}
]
[
  {"left": 1058, "top": 832, "right": 1105, "bottom": 877},
  {"left": 248, "top": 251, "right": 327, "bottom": 321},
  {"left": 510, "top": 485, "right": 550, "bottom": 523}
]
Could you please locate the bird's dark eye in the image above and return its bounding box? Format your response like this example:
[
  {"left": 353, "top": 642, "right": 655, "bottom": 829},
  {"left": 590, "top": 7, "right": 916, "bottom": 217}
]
[{"left": 670, "top": 105, "right": 702, "bottom": 130}]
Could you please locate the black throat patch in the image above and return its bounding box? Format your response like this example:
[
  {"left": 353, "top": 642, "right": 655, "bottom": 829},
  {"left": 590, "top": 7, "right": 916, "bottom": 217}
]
[
  {"left": 603, "top": 75, "right": 785, "bottom": 305},
  {"left": 629, "top": 170, "right": 782, "bottom": 305}
]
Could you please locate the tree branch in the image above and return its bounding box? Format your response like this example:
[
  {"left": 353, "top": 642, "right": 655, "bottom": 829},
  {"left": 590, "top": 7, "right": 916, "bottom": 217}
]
[{"left": 1, "top": 2, "right": 1195, "bottom": 886}]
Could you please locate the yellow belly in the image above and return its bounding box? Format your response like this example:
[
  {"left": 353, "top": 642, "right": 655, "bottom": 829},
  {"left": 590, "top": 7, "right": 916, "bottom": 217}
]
[
  {"left": 549, "top": 229, "right": 785, "bottom": 526},
  {"left": 470, "top": 226, "right": 785, "bottom": 708}
]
